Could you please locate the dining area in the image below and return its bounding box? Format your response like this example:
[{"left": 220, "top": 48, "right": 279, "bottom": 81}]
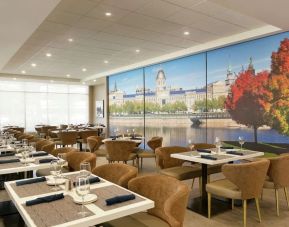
[{"left": 0, "top": 125, "right": 287, "bottom": 227}]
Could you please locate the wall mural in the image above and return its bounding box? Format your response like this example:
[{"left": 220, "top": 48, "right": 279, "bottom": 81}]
[{"left": 108, "top": 32, "right": 289, "bottom": 148}]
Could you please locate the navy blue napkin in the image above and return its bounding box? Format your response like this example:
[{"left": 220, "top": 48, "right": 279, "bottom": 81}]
[
  {"left": 39, "top": 158, "right": 57, "bottom": 163},
  {"left": 16, "top": 177, "right": 46, "bottom": 186},
  {"left": 29, "top": 152, "right": 48, "bottom": 157},
  {"left": 0, "top": 152, "right": 15, "bottom": 157},
  {"left": 200, "top": 155, "right": 217, "bottom": 160},
  {"left": 73, "top": 177, "right": 100, "bottom": 186},
  {"left": 0, "top": 159, "right": 20, "bottom": 164},
  {"left": 106, "top": 194, "right": 136, "bottom": 206},
  {"left": 26, "top": 193, "right": 64, "bottom": 206},
  {"left": 226, "top": 151, "right": 244, "bottom": 156},
  {"left": 221, "top": 146, "right": 234, "bottom": 149},
  {"left": 197, "top": 149, "right": 211, "bottom": 153}
]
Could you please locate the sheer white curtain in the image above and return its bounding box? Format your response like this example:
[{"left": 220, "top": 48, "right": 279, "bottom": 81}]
[{"left": 0, "top": 80, "right": 89, "bottom": 131}]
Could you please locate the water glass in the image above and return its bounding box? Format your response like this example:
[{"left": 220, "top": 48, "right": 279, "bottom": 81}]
[
  {"left": 57, "top": 153, "right": 67, "bottom": 177},
  {"left": 50, "top": 160, "right": 61, "bottom": 191},
  {"left": 75, "top": 177, "right": 90, "bottom": 217},
  {"left": 215, "top": 137, "right": 222, "bottom": 153},
  {"left": 238, "top": 136, "right": 245, "bottom": 151},
  {"left": 22, "top": 139, "right": 28, "bottom": 146},
  {"left": 79, "top": 162, "right": 91, "bottom": 178}
]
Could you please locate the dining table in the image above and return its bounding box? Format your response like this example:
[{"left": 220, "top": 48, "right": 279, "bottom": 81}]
[
  {"left": 5, "top": 171, "right": 154, "bottom": 227},
  {"left": 171, "top": 148, "right": 264, "bottom": 217}
]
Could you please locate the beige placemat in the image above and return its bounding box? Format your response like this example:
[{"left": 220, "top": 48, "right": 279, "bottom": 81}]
[
  {"left": 23, "top": 195, "right": 93, "bottom": 227},
  {"left": 11, "top": 181, "right": 53, "bottom": 198},
  {"left": 92, "top": 185, "right": 145, "bottom": 211}
]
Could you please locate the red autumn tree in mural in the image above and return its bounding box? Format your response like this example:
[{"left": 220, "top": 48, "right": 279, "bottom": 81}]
[
  {"left": 225, "top": 70, "right": 271, "bottom": 143},
  {"left": 267, "top": 38, "right": 289, "bottom": 135}
]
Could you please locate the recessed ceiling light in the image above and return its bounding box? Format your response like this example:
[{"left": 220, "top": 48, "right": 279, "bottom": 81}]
[
  {"left": 46, "top": 53, "right": 52, "bottom": 57},
  {"left": 21, "top": 70, "right": 26, "bottom": 74},
  {"left": 105, "top": 12, "right": 112, "bottom": 16},
  {"left": 135, "top": 49, "right": 140, "bottom": 53},
  {"left": 82, "top": 82, "right": 86, "bottom": 85},
  {"left": 82, "top": 68, "right": 87, "bottom": 72},
  {"left": 104, "top": 60, "right": 109, "bottom": 64},
  {"left": 183, "top": 31, "right": 190, "bottom": 35},
  {"left": 66, "top": 74, "right": 71, "bottom": 78},
  {"left": 31, "top": 63, "right": 37, "bottom": 67},
  {"left": 68, "top": 38, "right": 74, "bottom": 42},
  {"left": 50, "top": 80, "right": 54, "bottom": 83},
  {"left": 13, "top": 78, "right": 17, "bottom": 80},
  {"left": 93, "top": 79, "right": 96, "bottom": 82}
]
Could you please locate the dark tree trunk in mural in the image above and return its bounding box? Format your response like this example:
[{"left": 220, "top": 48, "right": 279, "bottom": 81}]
[{"left": 253, "top": 126, "right": 258, "bottom": 143}]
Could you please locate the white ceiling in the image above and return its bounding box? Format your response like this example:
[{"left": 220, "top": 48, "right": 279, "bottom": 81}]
[{"left": 0, "top": 0, "right": 286, "bottom": 82}]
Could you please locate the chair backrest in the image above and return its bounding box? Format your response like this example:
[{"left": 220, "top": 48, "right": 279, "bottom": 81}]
[
  {"left": 59, "top": 131, "right": 79, "bottom": 145},
  {"left": 155, "top": 146, "right": 190, "bottom": 169},
  {"left": 222, "top": 158, "right": 270, "bottom": 200},
  {"left": 60, "top": 124, "right": 68, "bottom": 130},
  {"left": 191, "top": 143, "right": 215, "bottom": 150},
  {"left": 41, "top": 141, "right": 55, "bottom": 154},
  {"left": 105, "top": 140, "right": 137, "bottom": 161},
  {"left": 79, "top": 130, "right": 98, "bottom": 143},
  {"left": 128, "top": 174, "right": 189, "bottom": 227},
  {"left": 147, "top": 137, "right": 163, "bottom": 152},
  {"left": 35, "top": 139, "right": 50, "bottom": 151},
  {"left": 87, "top": 136, "right": 104, "bottom": 152},
  {"left": 92, "top": 163, "right": 137, "bottom": 188},
  {"left": 268, "top": 154, "right": 289, "bottom": 188},
  {"left": 51, "top": 147, "right": 78, "bottom": 157},
  {"left": 18, "top": 134, "right": 34, "bottom": 141},
  {"left": 66, "top": 151, "right": 96, "bottom": 171}
]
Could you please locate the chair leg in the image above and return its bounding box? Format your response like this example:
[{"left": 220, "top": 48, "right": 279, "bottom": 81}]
[
  {"left": 255, "top": 197, "right": 261, "bottom": 223},
  {"left": 141, "top": 158, "right": 143, "bottom": 169},
  {"left": 199, "top": 177, "right": 202, "bottom": 195},
  {"left": 261, "top": 189, "right": 263, "bottom": 200},
  {"left": 191, "top": 178, "right": 195, "bottom": 189},
  {"left": 243, "top": 200, "right": 247, "bottom": 227},
  {"left": 275, "top": 189, "right": 280, "bottom": 216},
  {"left": 284, "top": 187, "right": 289, "bottom": 209},
  {"left": 208, "top": 192, "right": 211, "bottom": 219},
  {"left": 231, "top": 199, "right": 234, "bottom": 209}
]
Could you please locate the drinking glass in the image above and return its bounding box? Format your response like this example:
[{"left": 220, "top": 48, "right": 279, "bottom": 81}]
[
  {"left": 132, "top": 129, "right": 135, "bottom": 138},
  {"left": 21, "top": 149, "right": 29, "bottom": 166},
  {"left": 215, "top": 137, "right": 222, "bottom": 153},
  {"left": 79, "top": 162, "right": 91, "bottom": 178},
  {"left": 238, "top": 136, "right": 245, "bottom": 151},
  {"left": 75, "top": 177, "right": 90, "bottom": 217},
  {"left": 50, "top": 160, "right": 61, "bottom": 191},
  {"left": 57, "top": 153, "right": 67, "bottom": 177},
  {"left": 22, "top": 139, "right": 28, "bottom": 146},
  {"left": 126, "top": 129, "right": 130, "bottom": 137}
]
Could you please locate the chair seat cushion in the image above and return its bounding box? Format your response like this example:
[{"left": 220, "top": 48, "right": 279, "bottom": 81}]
[
  {"left": 160, "top": 165, "right": 201, "bottom": 180},
  {"left": 263, "top": 176, "right": 275, "bottom": 189},
  {"left": 107, "top": 212, "right": 170, "bottom": 227},
  {"left": 138, "top": 151, "right": 156, "bottom": 158},
  {"left": 206, "top": 179, "right": 241, "bottom": 199}
]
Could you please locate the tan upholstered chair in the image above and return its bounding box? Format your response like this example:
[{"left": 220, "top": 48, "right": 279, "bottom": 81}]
[
  {"left": 87, "top": 136, "right": 106, "bottom": 157},
  {"left": 263, "top": 154, "right": 289, "bottom": 216},
  {"left": 92, "top": 163, "right": 138, "bottom": 188},
  {"left": 77, "top": 130, "right": 98, "bottom": 151},
  {"left": 18, "top": 134, "right": 34, "bottom": 142},
  {"left": 66, "top": 151, "right": 96, "bottom": 171},
  {"left": 191, "top": 143, "right": 216, "bottom": 150},
  {"left": 105, "top": 140, "right": 138, "bottom": 167},
  {"left": 108, "top": 174, "right": 189, "bottom": 227},
  {"left": 50, "top": 147, "right": 78, "bottom": 157},
  {"left": 55, "top": 131, "right": 79, "bottom": 147},
  {"left": 206, "top": 159, "right": 270, "bottom": 227},
  {"left": 156, "top": 146, "right": 202, "bottom": 191},
  {"left": 35, "top": 139, "right": 52, "bottom": 151},
  {"left": 138, "top": 136, "right": 163, "bottom": 168},
  {"left": 41, "top": 141, "right": 55, "bottom": 154}
]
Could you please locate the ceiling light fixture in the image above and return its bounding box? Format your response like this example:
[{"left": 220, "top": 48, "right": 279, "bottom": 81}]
[
  {"left": 105, "top": 12, "right": 112, "bottom": 16},
  {"left": 21, "top": 70, "right": 26, "bottom": 74},
  {"left": 46, "top": 53, "right": 52, "bottom": 57},
  {"left": 183, "top": 31, "right": 190, "bottom": 36},
  {"left": 93, "top": 79, "right": 96, "bottom": 82},
  {"left": 31, "top": 63, "right": 37, "bottom": 67},
  {"left": 50, "top": 80, "right": 54, "bottom": 83},
  {"left": 68, "top": 38, "right": 74, "bottom": 42},
  {"left": 13, "top": 78, "right": 17, "bottom": 80},
  {"left": 82, "top": 68, "right": 87, "bottom": 72},
  {"left": 66, "top": 74, "right": 71, "bottom": 78},
  {"left": 82, "top": 82, "right": 86, "bottom": 85},
  {"left": 104, "top": 60, "right": 109, "bottom": 64},
  {"left": 135, "top": 49, "right": 140, "bottom": 53}
]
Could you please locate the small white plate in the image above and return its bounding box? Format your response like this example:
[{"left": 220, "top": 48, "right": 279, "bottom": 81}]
[
  {"left": 20, "top": 158, "right": 35, "bottom": 164},
  {"left": 72, "top": 194, "right": 98, "bottom": 204},
  {"left": 47, "top": 178, "right": 66, "bottom": 186}
]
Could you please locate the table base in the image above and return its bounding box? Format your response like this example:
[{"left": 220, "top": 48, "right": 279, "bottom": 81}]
[
  {"left": 3, "top": 213, "right": 25, "bottom": 227},
  {"left": 0, "top": 201, "right": 18, "bottom": 216},
  {"left": 187, "top": 197, "right": 232, "bottom": 217}
]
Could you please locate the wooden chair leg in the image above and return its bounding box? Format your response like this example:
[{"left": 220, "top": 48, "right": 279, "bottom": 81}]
[
  {"left": 284, "top": 187, "right": 289, "bottom": 209},
  {"left": 232, "top": 199, "right": 234, "bottom": 209},
  {"left": 141, "top": 158, "right": 143, "bottom": 169},
  {"left": 261, "top": 189, "right": 263, "bottom": 200},
  {"left": 243, "top": 200, "right": 247, "bottom": 227},
  {"left": 275, "top": 189, "right": 280, "bottom": 216},
  {"left": 191, "top": 178, "right": 195, "bottom": 189},
  {"left": 255, "top": 197, "right": 261, "bottom": 223},
  {"left": 199, "top": 177, "right": 202, "bottom": 195},
  {"left": 208, "top": 192, "right": 211, "bottom": 219}
]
